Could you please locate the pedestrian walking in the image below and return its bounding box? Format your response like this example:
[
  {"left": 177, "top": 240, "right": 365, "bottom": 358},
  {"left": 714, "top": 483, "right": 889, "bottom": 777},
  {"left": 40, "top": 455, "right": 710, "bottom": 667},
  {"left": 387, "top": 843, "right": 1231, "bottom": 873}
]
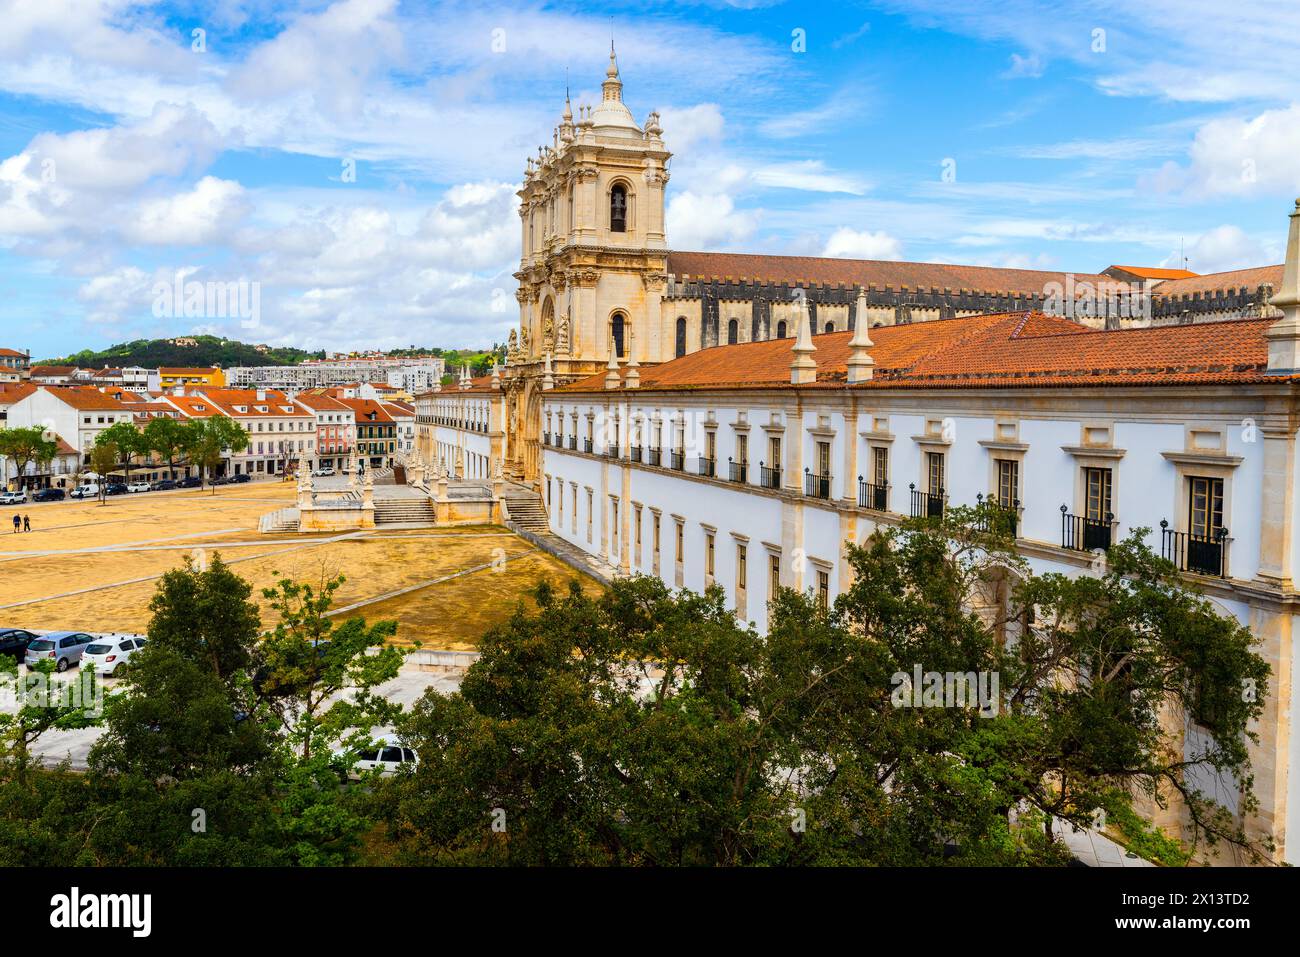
[
  {"left": 11, "top": 514, "right": 18, "bottom": 533},
  {"left": 23, "top": 515, "right": 30, "bottom": 533}
]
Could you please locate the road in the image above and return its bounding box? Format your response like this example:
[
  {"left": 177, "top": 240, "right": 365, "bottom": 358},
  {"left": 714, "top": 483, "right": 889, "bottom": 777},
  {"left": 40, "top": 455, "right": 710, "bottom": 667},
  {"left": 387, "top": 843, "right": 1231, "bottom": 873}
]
[{"left": 2, "top": 660, "right": 463, "bottom": 770}]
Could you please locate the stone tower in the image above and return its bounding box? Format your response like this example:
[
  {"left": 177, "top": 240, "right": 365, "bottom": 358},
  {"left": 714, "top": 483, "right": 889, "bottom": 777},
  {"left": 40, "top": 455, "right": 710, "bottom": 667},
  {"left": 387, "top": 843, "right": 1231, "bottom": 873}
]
[{"left": 505, "top": 47, "right": 672, "bottom": 484}]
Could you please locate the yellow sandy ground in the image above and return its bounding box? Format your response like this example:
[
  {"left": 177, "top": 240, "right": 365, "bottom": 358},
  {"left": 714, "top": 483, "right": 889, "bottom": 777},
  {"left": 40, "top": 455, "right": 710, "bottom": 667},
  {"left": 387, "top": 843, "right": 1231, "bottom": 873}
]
[{"left": 0, "top": 482, "right": 600, "bottom": 647}]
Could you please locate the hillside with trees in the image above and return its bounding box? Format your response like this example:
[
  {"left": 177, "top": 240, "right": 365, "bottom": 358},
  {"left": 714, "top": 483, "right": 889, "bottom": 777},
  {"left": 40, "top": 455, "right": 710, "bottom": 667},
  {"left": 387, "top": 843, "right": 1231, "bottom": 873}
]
[{"left": 42, "top": 335, "right": 323, "bottom": 369}]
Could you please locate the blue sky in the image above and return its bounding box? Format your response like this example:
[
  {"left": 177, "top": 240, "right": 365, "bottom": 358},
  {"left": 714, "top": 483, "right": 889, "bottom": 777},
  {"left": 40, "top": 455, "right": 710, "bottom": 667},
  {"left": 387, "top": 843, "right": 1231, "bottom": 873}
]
[{"left": 1, "top": 0, "right": 1298, "bottom": 359}]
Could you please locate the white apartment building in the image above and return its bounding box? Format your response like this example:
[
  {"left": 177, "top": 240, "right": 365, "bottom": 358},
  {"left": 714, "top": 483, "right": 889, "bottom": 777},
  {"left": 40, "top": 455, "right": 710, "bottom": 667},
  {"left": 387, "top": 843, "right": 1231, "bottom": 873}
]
[
  {"left": 4, "top": 386, "right": 135, "bottom": 461},
  {"left": 162, "top": 387, "right": 316, "bottom": 476}
]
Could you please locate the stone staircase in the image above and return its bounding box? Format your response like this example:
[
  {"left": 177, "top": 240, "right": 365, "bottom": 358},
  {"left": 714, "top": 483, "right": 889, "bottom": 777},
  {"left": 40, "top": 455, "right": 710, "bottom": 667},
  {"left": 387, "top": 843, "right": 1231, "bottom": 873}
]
[
  {"left": 503, "top": 489, "right": 550, "bottom": 532},
  {"left": 259, "top": 507, "right": 300, "bottom": 533},
  {"left": 374, "top": 498, "right": 436, "bottom": 526}
]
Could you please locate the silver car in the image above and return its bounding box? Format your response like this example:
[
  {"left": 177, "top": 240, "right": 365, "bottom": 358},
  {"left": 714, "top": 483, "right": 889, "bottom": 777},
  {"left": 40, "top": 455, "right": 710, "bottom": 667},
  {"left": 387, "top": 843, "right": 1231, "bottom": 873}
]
[{"left": 24, "top": 631, "right": 94, "bottom": 672}]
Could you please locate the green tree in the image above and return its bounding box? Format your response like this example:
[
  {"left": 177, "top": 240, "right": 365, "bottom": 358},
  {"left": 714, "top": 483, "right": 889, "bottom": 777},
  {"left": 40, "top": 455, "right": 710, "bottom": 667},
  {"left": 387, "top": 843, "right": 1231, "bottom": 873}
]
[
  {"left": 0, "top": 425, "right": 57, "bottom": 490},
  {"left": 258, "top": 571, "right": 404, "bottom": 761},
  {"left": 143, "top": 414, "right": 191, "bottom": 480},
  {"left": 87, "top": 440, "right": 118, "bottom": 504},
  {"left": 380, "top": 506, "right": 1272, "bottom": 866},
  {"left": 186, "top": 415, "right": 249, "bottom": 491},
  {"left": 96, "top": 420, "right": 148, "bottom": 484}
]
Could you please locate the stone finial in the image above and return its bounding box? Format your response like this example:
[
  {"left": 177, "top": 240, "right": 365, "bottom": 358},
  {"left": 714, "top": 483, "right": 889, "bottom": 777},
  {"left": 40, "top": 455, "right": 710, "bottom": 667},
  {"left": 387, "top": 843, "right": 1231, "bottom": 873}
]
[
  {"left": 459, "top": 364, "right": 471, "bottom": 390},
  {"left": 846, "top": 288, "right": 876, "bottom": 384},
  {"left": 1267, "top": 198, "right": 1300, "bottom": 374},
  {"left": 624, "top": 331, "right": 640, "bottom": 389},
  {"left": 542, "top": 351, "right": 555, "bottom": 391},
  {"left": 790, "top": 299, "right": 817, "bottom": 385},
  {"left": 490, "top": 361, "right": 501, "bottom": 389},
  {"left": 604, "top": 341, "right": 621, "bottom": 389}
]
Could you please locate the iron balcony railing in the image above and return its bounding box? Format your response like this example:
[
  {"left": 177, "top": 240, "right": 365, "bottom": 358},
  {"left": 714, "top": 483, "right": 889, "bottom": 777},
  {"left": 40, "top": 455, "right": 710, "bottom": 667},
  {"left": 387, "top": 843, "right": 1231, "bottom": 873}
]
[
  {"left": 1161, "top": 520, "right": 1230, "bottom": 577},
  {"left": 858, "top": 478, "right": 889, "bottom": 511},
  {"left": 1061, "top": 506, "right": 1113, "bottom": 552},
  {"left": 804, "top": 468, "right": 832, "bottom": 500},
  {"left": 729, "top": 458, "right": 748, "bottom": 483},
  {"left": 647, "top": 448, "right": 662, "bottom": 467},
  {"left": 583, "top": 438, "right": 593, "bottom": 454},
  {"left": 975, "top": 493, "right": 1019, "bottom": 537},
  {"left": 697, "top": 456, "right": 715, "bottom": 477},
  {"left": 760, "top": 463, "right": 781, "bottom": 490},
  {"left": 909, "top": 484, "right": 945, "bottom": 519},
  {"left": 670, "top": 450, "right": 685, "bottom": 471},
  {"left": 543, "top": 432, "right": 550, "bottom": 446},
  {"left": 567, "top": 436, "right": 577, "bottom": 450},
  {"left": 605, "top": 445, "right": 619, "bottom": 459},
  {"left": 629, "top": 445, "right": 643, "bottom": 464}
]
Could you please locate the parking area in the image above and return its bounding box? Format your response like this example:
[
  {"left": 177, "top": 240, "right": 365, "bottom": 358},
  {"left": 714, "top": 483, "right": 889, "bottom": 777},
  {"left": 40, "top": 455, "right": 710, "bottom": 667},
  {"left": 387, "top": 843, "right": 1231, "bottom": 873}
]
[{"left": 0, "top": 482, "right": 598, "bottom": 648}]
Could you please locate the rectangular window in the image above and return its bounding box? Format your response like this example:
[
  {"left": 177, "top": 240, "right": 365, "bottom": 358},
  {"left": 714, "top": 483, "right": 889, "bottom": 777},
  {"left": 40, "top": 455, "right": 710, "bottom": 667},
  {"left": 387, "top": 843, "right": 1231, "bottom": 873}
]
[
  {"left": 1085, "top": 467, "right": 1112, "bottom": 520},
  {"left": 587, "top": 490, "right": 594, "bottom": 543},
  {"left": 1188, "top": 476, "right": 1224, "bottom": 538},
  {"left": 675, "top": 521, "right": 684, "bottom": 564},
  {"left": 705, "top": 532, "right": 715, "bottom": 579},
  {"left": 770, "top": 553, "right": 781, "bottom": 597},
  {"left": 634, "top": 505, "right": 642, "bottom": 548},
  {"left": 816, "top": 440, "right": 831, "bottom": 476},
  {"left": 610, "top": 499, "right": 619, "bottom": 555},
  {"left": 737, "top": 434, "right": 748, "bottom": 465},
  {"left": 653, "top": 513, "right": 661, "bottom": 565},
  {"left": 737, "top": 545, "right": 747, "bottom": 591},
  {"left": 706, "top": 431, "right": 716, "bottom": 463},
  {"left": 768, "top": 436, "right": 781, "bottom": 469},
  {"left": 817, "top": 570, "right": 830, "bottom": 611},
  {"left": 873, "top": 447, "right": 889, "bottom": 486},
  {"left": 926, "top": 451, "right": 946, "bottom": 493},
  {"left": 995, "top": 459, "right": 1019, "bottom": 508}
]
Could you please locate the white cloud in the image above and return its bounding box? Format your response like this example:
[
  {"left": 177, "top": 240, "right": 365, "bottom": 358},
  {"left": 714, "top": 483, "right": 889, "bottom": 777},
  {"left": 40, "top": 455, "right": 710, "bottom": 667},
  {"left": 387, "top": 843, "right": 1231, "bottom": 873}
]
[
  {"left": 125, "top": 177, "right": 248, "bottom": 246},
  {"left": 1162, "top": 224, "right": 1277, "bottom": 274},
  {"left": 656, "top": 103, "right": 724, "bottom": 155},
  {"left": 1173, "top": 104, "right": 1300, "bottom": 197},
  {"left": 666, "top": 192, "right": 758, "bottom": 250},
  {"left": 821, "top": 228, "right": 903, "bottom": 260}
]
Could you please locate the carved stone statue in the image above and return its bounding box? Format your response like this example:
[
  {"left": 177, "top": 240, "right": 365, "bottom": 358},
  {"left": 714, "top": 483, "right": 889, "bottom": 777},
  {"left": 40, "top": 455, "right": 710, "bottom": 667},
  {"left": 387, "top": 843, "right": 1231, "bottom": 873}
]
[
  {"left": 556, "top": 314, "right": 570, "bottom": 355},
  {"left": 543, "top": 315, "right": 555, "bottom": 351}
]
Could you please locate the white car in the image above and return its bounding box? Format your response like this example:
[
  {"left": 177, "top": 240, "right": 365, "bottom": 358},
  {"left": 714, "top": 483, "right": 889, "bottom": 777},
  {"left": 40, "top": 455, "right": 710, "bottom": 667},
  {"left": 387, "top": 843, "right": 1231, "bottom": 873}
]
[
  {"left": 69, "top": 483, "right": 100, "bottom": 499},
  {"left": 0, "top": 489, "right": 27, "bottom": 504},
  {"left": 127, "top": 481, "right": 151, "bottom": 493},
  {"left": 334, "top": 737, "right": 418, "bottom": 780},
  {"left": 312, "top": 466, "right": 336, "bottom": 476},
  {"left": 81, "top": 635, "right": 147, "bottom": 676}
]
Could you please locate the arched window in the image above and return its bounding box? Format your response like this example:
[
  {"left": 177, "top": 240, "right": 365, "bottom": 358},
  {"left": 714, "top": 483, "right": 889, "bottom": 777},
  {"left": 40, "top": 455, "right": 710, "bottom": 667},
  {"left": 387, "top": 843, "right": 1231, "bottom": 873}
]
[
  {"left": 727, "top": 319, "right": 738, "bottom": 345},
  {"left": 610, "top": 184, "right": 627, "bottom": 233},
  {"left": 776, "top": 320, "right": 787, "bottom": 339},
  {"left": 675, "top": 317, "right": 687, "bottom": 358},
  {"left": 751, "top": 318, "right": 760, "bottom": 342},
  {"left": 824, "top": 320, "right": 835, "bottom": 334},
  {"left": 611, "top": 312, "right": 626, "bottom": 358}
]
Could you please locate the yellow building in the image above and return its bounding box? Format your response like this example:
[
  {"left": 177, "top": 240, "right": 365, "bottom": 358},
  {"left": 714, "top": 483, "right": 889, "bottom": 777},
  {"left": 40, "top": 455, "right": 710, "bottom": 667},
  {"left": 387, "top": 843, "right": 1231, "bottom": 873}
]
[{"left": 158, "top": 366, "right": 225, "bottom": 389}]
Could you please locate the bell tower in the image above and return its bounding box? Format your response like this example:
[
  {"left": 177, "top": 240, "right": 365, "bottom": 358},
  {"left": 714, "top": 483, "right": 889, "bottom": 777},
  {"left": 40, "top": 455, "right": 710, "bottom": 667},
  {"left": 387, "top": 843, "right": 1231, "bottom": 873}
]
[{"left": 505, "top": 48, "right": 672, "bottom": 484}]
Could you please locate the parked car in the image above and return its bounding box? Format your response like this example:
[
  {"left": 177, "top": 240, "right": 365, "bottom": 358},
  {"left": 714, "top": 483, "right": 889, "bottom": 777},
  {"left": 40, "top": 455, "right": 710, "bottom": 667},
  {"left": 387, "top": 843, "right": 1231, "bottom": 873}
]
[
  {"left": 312, "top": 467, "right": 336, "bottom": 477},
  {"left": 0, "top": 489, "right": 28, "bottom": 504},
  {"left": 149, "top": 479, "right": 177, "bottom": 491},
  {"left": 332, "top": 736, "right": 419, "bottom": 781},
  {"left": 127, "top": 481, "right": 151, "bottom": 493},
  {"left": 105, "top": 483, "right": 128, "bottom": 496},
  {"left": 232, "top": 473, "right": 251, "bottom": 483},
  {"left": 33, "top": 488, "right": 65, "bottom": 502},
  {"left": 24, "top": 631, "right": 94, "bottom": 672},
  {"left": 81, "top": 635, "right": 147, "bottom": 676},
  {"left": 178, "top": 476, "right": 202, "bottom": 488},
  {"left": 0, "top": 628, "right": 37, "bottom": 660},
  {"left": 69, "top": 483, "right": 99, "bottom": 499},
  {"left": 211, "top": 476, "right": 232, "bottom": 486}
]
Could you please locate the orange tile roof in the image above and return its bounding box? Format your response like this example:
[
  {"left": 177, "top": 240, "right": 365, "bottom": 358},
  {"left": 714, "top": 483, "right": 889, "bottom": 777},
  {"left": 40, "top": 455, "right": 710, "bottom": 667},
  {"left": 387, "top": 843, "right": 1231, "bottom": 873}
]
[
  {"left": 1107, "top": 265, "right": 1199, "bottom": 280},
  {"left": 0, "top": 382, "right": 37, "bottom": 404},
  {"left": 335, "top": 397, "right": 396, "bottom": 422},
  {"left": 0, "top": 348, "right": 28, "bottom": 358},
  {"left": 1153, "top": 264, "right": 1283, "bottom": 296},
  {"left": 666, "top": 250, "right": 1114, "bottom": 294},
  {"left": 196, "top": 388, "right": 313, "bottom": 418},
  {"left": 29, "top": 365, "right": 77, "bottom": 377},
  {"left": 556, "top": 312, "right": 1286, "bottom": 394},
  {"left": 292, "top": 392, "right": 352, "bottom": 413},
  {"left": 41, "top": 385, "right": 132, "bottom": 410}
]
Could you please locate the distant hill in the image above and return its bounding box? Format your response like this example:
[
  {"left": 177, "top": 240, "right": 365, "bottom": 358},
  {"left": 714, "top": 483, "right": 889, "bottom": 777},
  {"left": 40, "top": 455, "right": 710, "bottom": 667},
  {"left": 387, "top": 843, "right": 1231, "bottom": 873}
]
[{"left": 41, "top": 335, "right": 324, "bottom": 369}]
